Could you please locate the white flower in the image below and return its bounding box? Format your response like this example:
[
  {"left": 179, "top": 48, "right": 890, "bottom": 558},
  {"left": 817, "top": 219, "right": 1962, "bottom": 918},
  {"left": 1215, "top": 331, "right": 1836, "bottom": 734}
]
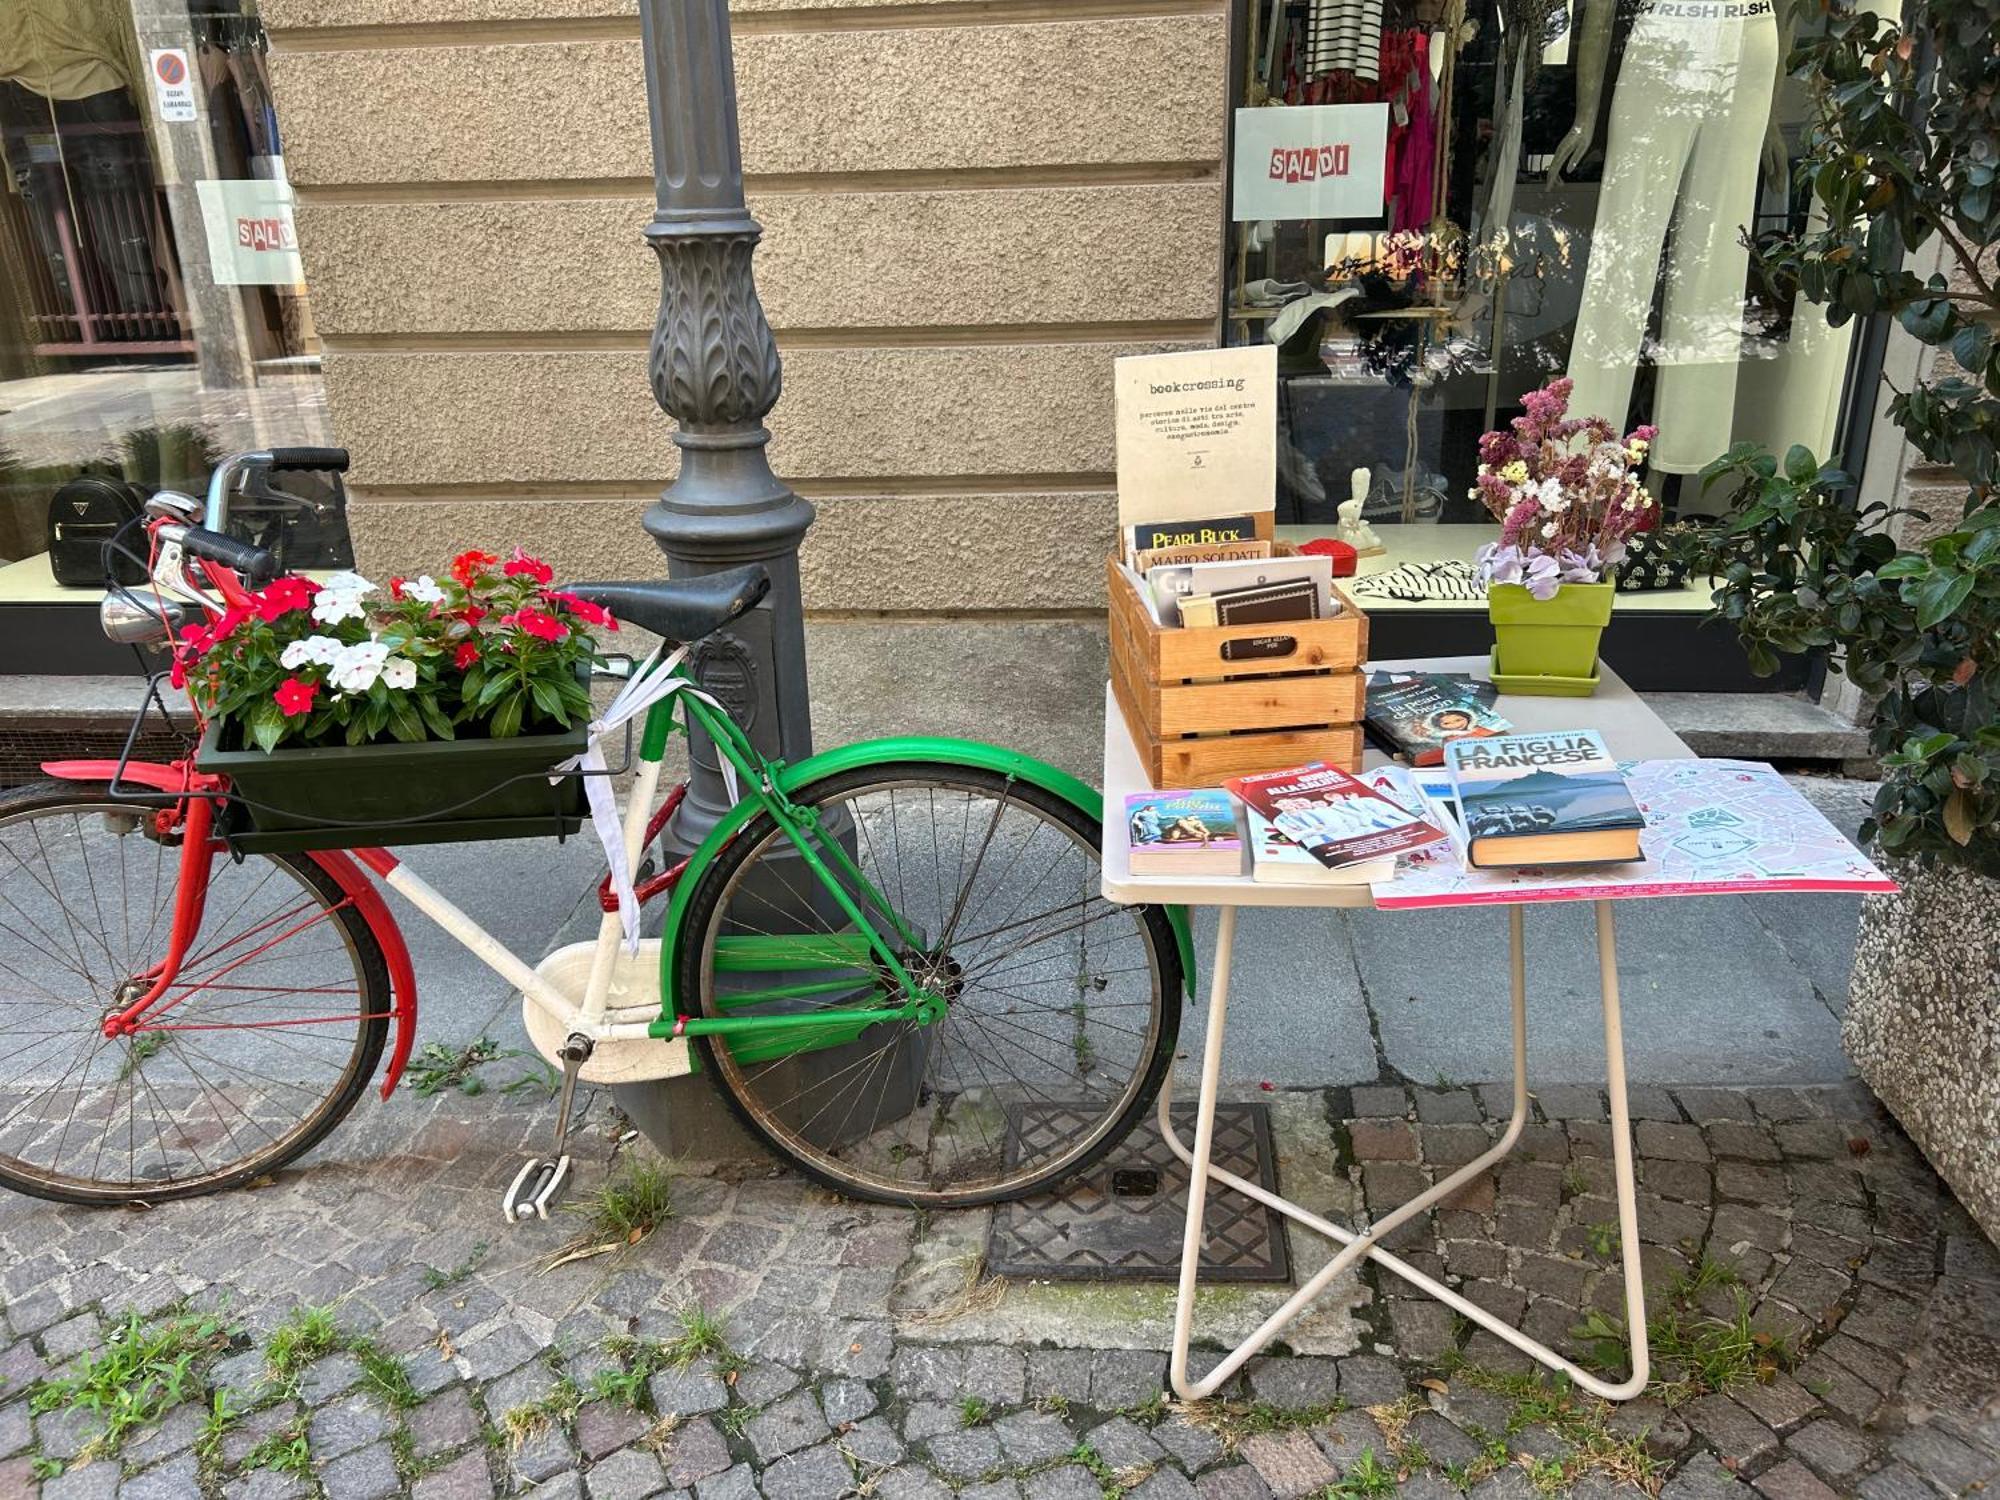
[
  {"left": 313, "top": 590, "right": 367, "bottom": 626},
  {"left": 1541, "top": 522, "right": 1559, "bottom": 538},
  {"left": 405, "top": 575, "right": 445, "bottom": 604},
  {"left": 331, "top": 640, "right": 390, "bottom": 694},
  {"left": 380, "top": 657, "right": 417, "bottom": 691},
  {"left": 279, "top": 635, "right": 344, "bottom": 670},
  {"left": 311, "top": 571, "right": 376, "bottom": 626},
  {"left": 320, "top": 571, "right": 374, "bottom": 598}
]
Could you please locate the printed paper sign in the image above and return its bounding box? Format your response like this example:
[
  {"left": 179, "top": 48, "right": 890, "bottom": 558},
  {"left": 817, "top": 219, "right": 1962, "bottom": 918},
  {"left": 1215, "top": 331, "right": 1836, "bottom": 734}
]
[
  {"left": 1232, "top": 103, "right": 1389, "bottom": 223},
  {"left": 1114, "top": 346, "right": 1276, "bottom": 526},
  {"left": 195, "top": 179, "right": 305, "bottom": 286},
  {"left": 149, "top": 49, "right": 197, "bottom": 123}
]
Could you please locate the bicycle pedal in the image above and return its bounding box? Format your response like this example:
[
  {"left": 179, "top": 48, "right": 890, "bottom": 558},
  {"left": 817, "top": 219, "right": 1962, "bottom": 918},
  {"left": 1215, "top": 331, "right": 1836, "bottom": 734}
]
[{"left": 501, "top": 1155, "right": 571, "bottom": 1223}]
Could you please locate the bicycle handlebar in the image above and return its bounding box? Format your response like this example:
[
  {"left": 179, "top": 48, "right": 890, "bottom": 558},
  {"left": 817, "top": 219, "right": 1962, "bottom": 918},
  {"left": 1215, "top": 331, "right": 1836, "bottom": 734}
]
[
  {"left": 177, "top": 525, "right": 279, "bottom": 585},
  {"left": 203, "top": 447, "right": 350, "bottom": 532}
]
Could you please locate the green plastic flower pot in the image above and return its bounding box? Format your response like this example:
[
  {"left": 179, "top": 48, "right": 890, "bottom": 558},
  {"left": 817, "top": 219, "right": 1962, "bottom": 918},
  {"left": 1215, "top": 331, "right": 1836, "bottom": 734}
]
[{"left": 1487, "top": 581, "right": 1615, "bottom": 695}]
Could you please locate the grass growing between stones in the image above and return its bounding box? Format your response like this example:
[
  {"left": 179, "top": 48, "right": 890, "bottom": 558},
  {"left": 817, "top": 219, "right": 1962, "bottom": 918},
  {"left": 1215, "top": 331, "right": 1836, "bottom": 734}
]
[
  {"left": 958, "top": 1395, "right": 993, "bottom": 1427},
  {"left": 28, "top": 1304, "right": 231, "bottom": 1465},
  {"left": 1179, "top": 1396, "right": 1348, "bottom": 1451},
  {"left": 502, "top": 1376, "right": 584, "bottom": 1446},
  {"left": 1441, "top": 1367, "right": 1666, "bottom": 1495},
  {"left": 1570, "top": 1257, "right": 1790, "bottom": 1408},
  {"left": 1323, "top": 1447, "right": 1398, "bottom": 1497},
  {"left": 657, "top": 1303, "right": 747, "bottom": 1374}
]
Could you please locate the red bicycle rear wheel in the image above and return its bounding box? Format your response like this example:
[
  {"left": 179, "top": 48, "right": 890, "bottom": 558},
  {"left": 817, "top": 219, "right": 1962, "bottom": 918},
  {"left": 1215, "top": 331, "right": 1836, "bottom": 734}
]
[{"left": 0, "top": 781, "right": 389, "bottom": 1205}]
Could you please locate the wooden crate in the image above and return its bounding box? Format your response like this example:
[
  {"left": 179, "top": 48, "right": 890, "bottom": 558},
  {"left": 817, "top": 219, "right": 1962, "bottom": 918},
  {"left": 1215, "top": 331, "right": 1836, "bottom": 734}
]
[{"left": 1109, "top": 549, "right": 1369, "bottom": 787}]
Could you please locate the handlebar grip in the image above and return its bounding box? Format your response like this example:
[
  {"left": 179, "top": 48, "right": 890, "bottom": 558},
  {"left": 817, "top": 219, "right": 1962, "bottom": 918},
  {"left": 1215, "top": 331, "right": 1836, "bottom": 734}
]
[
  {"left": 267, "top": 447, "right": 349, "bottom": 473},
  {"left": 180, "top": 526, "right": 279, "bottom": 585}
]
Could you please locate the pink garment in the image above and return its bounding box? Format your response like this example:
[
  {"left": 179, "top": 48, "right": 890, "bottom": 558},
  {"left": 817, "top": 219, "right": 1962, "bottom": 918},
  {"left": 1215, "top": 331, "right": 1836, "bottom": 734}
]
[{"left": 1381, "top": 29, "right": 1438, "bottom": 232}]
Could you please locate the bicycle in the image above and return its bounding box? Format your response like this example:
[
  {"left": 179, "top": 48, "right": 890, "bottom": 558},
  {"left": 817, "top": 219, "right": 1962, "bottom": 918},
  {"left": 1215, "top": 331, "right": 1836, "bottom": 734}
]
[{"left": 0, "top": 447, "right": 1192, "bottom": 1214}]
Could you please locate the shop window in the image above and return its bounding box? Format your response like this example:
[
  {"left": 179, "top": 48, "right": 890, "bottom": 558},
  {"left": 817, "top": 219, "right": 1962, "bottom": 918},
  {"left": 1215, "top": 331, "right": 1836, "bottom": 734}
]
[
  {"left": 0, "top": 0, "right": 348, "bottom": 641},
  {"left": 1229, "top": 0, "right": 1868, "bottom": 600}
]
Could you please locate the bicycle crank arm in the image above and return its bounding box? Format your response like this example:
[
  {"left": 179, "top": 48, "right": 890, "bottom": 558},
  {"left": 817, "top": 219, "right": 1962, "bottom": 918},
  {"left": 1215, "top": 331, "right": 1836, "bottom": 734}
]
[{"left": 502, "top": 1155, "right": 571, "bottom": 1222}]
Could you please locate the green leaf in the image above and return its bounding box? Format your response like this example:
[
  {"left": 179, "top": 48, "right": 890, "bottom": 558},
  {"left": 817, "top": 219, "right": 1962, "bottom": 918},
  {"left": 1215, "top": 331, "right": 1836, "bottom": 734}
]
[
  {"left": 387, "top": 700, "right": 426, "bottom": 744},
  {"left": 417, "top": 696, "right": 456, "bottom": 740},
  {"left": 1783, "top": 444, "right": 1818, "bottom": 483},
  {"left": 1911, "top": 571, "right": 1976, "bottom": 628},
  {"left": 247, "top": 697, "right": 286, "bottom": 754},
  {"left": 528, "top": 677, "right": 564, "bottom": 724},
  {"left": 490, "top": 694, "right": 524, "bottom": 740}
]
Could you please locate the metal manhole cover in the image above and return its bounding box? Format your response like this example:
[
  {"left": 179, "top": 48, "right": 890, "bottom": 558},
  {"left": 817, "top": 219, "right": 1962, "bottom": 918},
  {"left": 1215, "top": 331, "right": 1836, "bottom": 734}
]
[{"left": 985, "top": 1102, "right": 1290, "bottom": 1282}]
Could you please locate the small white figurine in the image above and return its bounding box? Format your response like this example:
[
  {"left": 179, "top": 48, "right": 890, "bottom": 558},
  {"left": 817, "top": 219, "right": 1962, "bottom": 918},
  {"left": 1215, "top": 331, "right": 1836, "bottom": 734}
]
[{"left": 1336, "top": 468, "right": 1384, "bottom": 554}]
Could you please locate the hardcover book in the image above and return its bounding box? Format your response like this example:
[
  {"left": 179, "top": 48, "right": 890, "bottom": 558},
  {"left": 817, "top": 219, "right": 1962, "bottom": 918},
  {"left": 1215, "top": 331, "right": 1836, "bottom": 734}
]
[
  {"left": 1365, "top": 672, "right": 1511, "bottom": 765},
  {"left": 1129, "top": 515, "right": 1261, "bottom": 553},
  {"left": 1225, "top": 760, "right": 1447, "bottom": 871},
  {"left": 1444, "top": 730, "right": 1644, "bottom": 868},
  {"left": 1124, "top": 789, "right": 1244, "bottom": 876}
]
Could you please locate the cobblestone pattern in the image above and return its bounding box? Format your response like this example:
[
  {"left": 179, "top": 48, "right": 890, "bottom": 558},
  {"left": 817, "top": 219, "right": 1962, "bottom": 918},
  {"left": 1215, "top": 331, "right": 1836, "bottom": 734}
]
[{"left": 0, "top": 1082, "right": 1995, "bottom": 1498}]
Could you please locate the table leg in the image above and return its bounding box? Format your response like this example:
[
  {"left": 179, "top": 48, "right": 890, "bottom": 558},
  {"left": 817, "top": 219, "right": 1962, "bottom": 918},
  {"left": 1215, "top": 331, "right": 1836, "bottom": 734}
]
[
  {"left": 1168, "top": 903, "right": 1237, "bottom": 1399},
  {"left": 1159, "top": 900, "right": 1650, "bottom": 1400}
]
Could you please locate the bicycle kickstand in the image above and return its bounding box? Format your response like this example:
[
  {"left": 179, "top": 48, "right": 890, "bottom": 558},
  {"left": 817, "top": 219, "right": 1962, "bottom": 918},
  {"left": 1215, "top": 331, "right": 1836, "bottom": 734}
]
[{"left": 502, "top": 1034, "right": 593, "bottom": 1224}]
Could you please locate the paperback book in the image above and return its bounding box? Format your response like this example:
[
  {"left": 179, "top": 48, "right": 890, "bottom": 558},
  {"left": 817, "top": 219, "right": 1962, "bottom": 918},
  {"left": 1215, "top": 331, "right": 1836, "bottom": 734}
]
[
  {"left": 1239, "top": 800, "right": 1394, "bottom": 885},
  {"left": 1366, "top": 672, "right": 1511, "bottom": 765},
  {"left": 1445, "top": 729, "right": 1644, "bottom": 867},
  {"left": 1124, "top": 789, "right": 1244, "bottom": 875},
  {"left": 1225, "top": 761, "right": 1448, "bottom": 871}
]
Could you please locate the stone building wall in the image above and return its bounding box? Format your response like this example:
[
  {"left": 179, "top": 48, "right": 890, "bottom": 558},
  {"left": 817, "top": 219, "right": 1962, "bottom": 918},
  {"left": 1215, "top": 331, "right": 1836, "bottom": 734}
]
[{"left": 260, "top": 0, "right": 1230, "bottom": 624}]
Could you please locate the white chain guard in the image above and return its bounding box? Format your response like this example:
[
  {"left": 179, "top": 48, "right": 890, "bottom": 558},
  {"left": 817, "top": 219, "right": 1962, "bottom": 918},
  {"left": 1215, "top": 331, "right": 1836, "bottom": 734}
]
[{"left": 520, "top": 938, "right": 694, "bottom": 1084}]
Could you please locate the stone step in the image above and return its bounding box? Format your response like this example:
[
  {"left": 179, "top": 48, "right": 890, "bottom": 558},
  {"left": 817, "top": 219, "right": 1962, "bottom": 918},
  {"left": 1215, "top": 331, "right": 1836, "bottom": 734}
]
[{"left": 1644, "top": 690, "right": 1871, "bottom": 763}]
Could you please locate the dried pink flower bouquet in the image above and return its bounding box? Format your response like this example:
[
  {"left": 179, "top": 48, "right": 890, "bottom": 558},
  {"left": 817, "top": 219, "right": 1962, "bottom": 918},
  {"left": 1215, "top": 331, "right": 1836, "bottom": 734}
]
[{"left": 1471, "top": 377, "right": 1658, "bottom": 600}]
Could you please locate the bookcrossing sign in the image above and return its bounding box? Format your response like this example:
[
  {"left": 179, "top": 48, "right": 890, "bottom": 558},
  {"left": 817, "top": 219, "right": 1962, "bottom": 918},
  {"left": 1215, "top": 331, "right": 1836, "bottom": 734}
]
[{"left": 149, "top": 49, "right": 198, "bottom": 123}]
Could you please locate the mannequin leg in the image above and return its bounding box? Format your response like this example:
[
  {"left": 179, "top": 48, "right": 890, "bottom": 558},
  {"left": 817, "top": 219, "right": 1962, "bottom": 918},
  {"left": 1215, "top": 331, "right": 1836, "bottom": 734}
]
[
  {"left": 1564, "top": 44, "right": 1700, "bottom": 434},
  {"left": 1651, "top": 20, "right": 1780, "bottom": 472}
]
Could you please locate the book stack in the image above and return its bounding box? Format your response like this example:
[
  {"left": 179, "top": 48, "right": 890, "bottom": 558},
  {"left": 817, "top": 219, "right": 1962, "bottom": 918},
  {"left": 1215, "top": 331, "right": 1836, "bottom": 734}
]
[
  {"left": 1123, "top": 789, "right": 1245, "bottom": 876},
  {"left": 1122, "top": 514, "right": 1340, "bottom": 629}
]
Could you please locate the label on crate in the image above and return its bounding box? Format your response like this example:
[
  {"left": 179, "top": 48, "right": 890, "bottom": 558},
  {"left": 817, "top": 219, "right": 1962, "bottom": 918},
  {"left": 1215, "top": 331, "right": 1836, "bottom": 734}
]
[{"left": 1220, "top": 634, "right": 1299, "bottom": 662}]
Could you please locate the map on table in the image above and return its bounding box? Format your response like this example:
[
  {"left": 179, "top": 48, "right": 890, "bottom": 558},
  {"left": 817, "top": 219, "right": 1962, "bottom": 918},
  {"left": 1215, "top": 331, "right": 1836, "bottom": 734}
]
[{"left": 1372, "top": 758, "right": 1898, "bottom": 910}]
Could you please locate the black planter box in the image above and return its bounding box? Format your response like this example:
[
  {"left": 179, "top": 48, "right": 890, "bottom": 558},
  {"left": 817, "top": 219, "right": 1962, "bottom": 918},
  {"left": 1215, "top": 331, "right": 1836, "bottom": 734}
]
[{"left": 196, "top": 715, "right": 588, "bottom": 854}]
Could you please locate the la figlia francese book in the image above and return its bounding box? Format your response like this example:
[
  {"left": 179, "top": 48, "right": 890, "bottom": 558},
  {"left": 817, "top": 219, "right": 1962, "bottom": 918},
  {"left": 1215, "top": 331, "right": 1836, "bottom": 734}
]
[
  {"left": 1444, "top": 730, "right": 1644, "bottom": 868},
  {"left": 1124, "top": 789, "right": 1244, "bottom": 875}
]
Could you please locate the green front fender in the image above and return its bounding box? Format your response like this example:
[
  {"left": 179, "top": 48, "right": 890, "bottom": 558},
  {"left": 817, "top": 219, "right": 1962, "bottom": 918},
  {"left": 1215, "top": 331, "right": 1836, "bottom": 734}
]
[{"left": 653, "top": 736, "right": 1197, "bottom": 1032}]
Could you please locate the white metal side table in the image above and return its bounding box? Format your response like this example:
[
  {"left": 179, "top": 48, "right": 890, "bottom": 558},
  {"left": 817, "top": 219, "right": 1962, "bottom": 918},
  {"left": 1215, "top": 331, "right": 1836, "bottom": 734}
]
[{"left": 1100, "top": 657, "right": 1697, "bottom": 1403}]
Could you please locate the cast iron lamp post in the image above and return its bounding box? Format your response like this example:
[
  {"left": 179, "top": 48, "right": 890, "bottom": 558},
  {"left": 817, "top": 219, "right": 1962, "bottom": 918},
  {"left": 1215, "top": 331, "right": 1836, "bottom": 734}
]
[{"left": 639, "top": 0, "right": 816, "bottom": 855}]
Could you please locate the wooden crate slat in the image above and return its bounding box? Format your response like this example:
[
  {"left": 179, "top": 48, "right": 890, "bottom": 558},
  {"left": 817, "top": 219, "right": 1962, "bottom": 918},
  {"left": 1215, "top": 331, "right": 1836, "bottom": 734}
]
[
  {"left": 1152, "top": 724, "right": 1365, "bottom": 786},
  {"left": 1152, "top": 670, "right": 1365, "bottom": 737}
]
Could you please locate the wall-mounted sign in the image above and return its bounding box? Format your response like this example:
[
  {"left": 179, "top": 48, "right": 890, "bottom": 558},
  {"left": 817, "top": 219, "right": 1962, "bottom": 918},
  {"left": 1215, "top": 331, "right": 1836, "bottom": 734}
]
[
  {"left": 195, "top": 179, "right": 305, "bottom": 286},
  {"left": 1113, "top": 345, "right": 1277, "bottom": 526},
  {"left": 1231, "top": 103, "right": 1390, "bottom": 224},
  {"left": 149, "top": 49, "right": 197, "bottom": 123}
]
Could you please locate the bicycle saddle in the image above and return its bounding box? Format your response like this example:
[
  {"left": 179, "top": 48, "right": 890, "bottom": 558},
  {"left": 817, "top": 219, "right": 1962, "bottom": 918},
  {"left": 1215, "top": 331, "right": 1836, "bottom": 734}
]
[{"left": 568, "top": 564, "right": 770, "bottom": 644}]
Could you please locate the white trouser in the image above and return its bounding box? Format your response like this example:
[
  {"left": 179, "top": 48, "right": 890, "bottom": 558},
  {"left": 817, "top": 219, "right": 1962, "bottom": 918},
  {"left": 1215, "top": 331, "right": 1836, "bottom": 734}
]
[{"left": 1566, "top": 3, "right": 1779, "bottom": 471}]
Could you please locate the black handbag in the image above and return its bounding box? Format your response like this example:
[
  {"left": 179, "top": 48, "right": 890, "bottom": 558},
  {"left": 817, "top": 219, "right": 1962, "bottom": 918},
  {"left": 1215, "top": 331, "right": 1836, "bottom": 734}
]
[{"left": 47, "top": 475, "right": 147, "bottom": 588}]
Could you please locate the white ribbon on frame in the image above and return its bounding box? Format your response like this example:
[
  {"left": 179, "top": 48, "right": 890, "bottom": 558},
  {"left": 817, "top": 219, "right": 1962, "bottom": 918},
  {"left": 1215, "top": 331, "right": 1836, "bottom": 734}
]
[{"left": 549, "top": 645, "right": 742, "bottom": 951}]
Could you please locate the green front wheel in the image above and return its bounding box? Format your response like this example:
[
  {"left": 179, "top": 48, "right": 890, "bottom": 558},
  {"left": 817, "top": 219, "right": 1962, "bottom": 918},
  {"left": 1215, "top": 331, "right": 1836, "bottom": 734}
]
[{"left": 676, "top": 762, "right": 1182, "bottom": 1207}]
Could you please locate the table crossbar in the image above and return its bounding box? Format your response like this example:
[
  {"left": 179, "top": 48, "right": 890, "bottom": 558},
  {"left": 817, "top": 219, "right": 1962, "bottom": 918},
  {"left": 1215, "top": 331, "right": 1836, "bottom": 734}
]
[{"left": 1164, "top": 901, "right": 1652, "bottom": 1402}]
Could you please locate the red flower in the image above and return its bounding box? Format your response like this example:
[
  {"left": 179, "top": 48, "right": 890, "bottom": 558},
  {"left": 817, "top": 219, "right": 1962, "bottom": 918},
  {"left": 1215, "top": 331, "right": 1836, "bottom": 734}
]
[
  {"left": 273, "top": 676, "right": 318, "bottom": 718},
  {"left": 503, "top": 548, "right": 553, "bottom": 585},
  {"left": 461, "top": 604, "right": 487, "bottom": 626},
  {"left": 169, "top": 652, "right": 189, "bottom": 690},
  {"left": 179, "top": 621, "right": 216, "bottom": 656},
  {"left": 453, "top": 640, "right": 480, "bottom": 670},
  {"left": 451, "top": 549, "right": 500, "bottom": 587},
  {"left": 389, "top": 576, "right": 406, "bottom": 600},
  {"left": 254, "top": 576, "right": 317, "bottom": 622},
  {"left": 214, "top": 604, "right": 253, "bottom": 641},
  {"left": 543, "top": 590, "right": 618, "bottom": 630},
  {"left": 501, "top": 608, "right": 568, "bottom": 642}
]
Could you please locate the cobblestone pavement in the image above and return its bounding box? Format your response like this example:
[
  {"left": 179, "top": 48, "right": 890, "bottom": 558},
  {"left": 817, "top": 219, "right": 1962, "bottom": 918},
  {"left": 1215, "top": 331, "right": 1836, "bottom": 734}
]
[{"left": 1, "top": 1076, "right": 1995, "bottom": 1500}]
